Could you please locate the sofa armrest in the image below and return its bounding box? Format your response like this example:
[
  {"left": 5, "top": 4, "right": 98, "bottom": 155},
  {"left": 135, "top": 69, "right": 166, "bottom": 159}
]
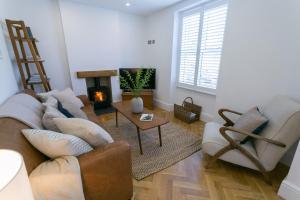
[
  {"left": 78, "top": 141, "right": 133, "bottom": 200},
  {"left": 77, "top": 95, "right": 91, "bottom": 106}
]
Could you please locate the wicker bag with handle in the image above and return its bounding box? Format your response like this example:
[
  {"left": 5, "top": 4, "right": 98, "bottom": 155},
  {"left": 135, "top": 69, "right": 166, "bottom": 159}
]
[{"left": 174, "top": 97, "right": 202, "bottom": 123}]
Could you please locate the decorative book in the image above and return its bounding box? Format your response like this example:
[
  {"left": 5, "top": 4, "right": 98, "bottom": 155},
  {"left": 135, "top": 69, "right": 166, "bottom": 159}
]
[{"left": 140, "top": 114, "right": 154, "bottom": 121}]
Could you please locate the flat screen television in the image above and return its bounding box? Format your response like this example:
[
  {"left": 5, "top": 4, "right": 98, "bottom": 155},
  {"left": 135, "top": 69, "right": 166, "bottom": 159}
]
[{"left": 119, "top": 68, "right": 156, "bottom": 90}]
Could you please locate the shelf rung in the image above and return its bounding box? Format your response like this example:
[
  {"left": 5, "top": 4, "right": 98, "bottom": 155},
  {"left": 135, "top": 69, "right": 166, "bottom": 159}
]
[
  {"left": 20, "top": 57, "right": 44, "bottom": 63},
  {"left": 27, "top": 75, "right": 50, "bottom": 84},
  {"left": 14, "top": 36, "right": 39, "bottom": 42}
]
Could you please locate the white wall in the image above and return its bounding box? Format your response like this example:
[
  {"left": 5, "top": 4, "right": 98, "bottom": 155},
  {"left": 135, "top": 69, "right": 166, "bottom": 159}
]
[
  {"left": 216, "top": 0, "right": 300, "bottom": 115},
  {"left": 0, "top": 24, "right": 18, "bottom": 104},
  {"left": 59, "top": 0, "right": 146, "bottom": 101},
  {"left": 0, "top": 0, "right": 71, "bottom": 91}
]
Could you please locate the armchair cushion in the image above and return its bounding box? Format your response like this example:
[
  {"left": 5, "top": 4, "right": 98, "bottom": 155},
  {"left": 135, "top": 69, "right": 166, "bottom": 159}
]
[
  {"left": 231, "top": 107, "right": 268, "bottom": 141},
  {"left": 202, "top": 122, "right": 259, "bottom": 170}
]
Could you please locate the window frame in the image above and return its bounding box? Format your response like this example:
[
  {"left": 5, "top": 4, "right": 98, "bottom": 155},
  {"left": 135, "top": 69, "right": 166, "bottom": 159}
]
[{"left": 176, "top": 0, "right": 228, "bottom": 95}]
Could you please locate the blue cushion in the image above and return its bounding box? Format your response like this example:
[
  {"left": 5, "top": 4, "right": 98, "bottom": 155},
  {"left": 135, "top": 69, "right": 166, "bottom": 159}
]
[{"left": 57, "top": 100, "right": 74, "bottom": 118}]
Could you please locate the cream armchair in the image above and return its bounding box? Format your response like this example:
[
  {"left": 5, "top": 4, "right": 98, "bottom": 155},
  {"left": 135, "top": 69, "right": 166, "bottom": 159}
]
[{"left": 202, "top": 96, "right": 300, "bottom": 183}]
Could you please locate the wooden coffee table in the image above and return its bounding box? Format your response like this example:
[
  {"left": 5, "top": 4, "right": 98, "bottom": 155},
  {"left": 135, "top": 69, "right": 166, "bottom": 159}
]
[{"left": 112, "top": 101, "right": 169, "bottom": 154}]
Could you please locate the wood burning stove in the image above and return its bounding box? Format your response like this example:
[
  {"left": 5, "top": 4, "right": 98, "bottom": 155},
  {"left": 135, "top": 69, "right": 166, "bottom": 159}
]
[{"left": 87, "top": 78, "right": 112, "bottom": 110}]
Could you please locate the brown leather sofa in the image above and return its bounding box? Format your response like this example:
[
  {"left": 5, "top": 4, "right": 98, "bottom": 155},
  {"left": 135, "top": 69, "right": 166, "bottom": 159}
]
[{"left": 0, "top": 90, "right": 133, "bottom": 200}]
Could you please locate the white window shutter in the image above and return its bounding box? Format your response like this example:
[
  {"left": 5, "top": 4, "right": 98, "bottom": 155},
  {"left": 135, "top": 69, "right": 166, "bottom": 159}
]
[
  {"left": 177, "top": 1, "right": 228, "bottom": 92},
  {"left": 197, "top": 4, "right": 228, "bottom": 89},
  {"left": 178, "top": 13, "right": 201, "bottom": 85}
]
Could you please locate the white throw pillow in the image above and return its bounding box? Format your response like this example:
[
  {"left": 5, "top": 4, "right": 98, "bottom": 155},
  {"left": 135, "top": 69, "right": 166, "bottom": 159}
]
[
  {"left": 54, "top": 118, "right": 114, "bottom": 147},
  {"left": 42, "top": 96, "right": 58, "bottom": 108},
  {"left": 30, "top": 156, "right": 85, "bottom": 200},
  {"left": 37, "top": 90, "right": 59, "bottom": 102},
  {"left": 22, "top": 129, "right": 93, "bottom": 158},
  {"left": 42, "top": 106, "right": 66, "bottom": 132},
  {"left": 53, "top": 88, "right": 84, "bottom": 108},
  {"left": 53, "top": 88, "right": 87, "bottom": 119}
]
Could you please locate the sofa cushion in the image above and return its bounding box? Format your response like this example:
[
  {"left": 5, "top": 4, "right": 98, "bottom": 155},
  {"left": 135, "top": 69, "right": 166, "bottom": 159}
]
[
  {"left": 37, "top": 90, "right": 59, "bottom": 102},
  {"left": 42, "top": 96, "right": 58, "bottom": 108},
  {"left": 42, "top": 105, "right": 66, "bottom": 132},
  {"left": 53, "top": 88, "right": 84, "bottom": 109},
  {"left": 0, "top": 93, "right": 43, "bottom": 129},
  {"left": 54, "top": 118, "right": 114, "bottom": 147},
  {"left": 29, "top": 156, "right": 85, "bottom": 200},
  {"left": 22, "top": 129, "right": 93, "bottom": 158}
]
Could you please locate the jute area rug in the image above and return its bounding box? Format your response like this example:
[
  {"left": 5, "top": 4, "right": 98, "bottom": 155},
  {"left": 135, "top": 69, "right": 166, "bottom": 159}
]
[{"left": 102, "top": 116, "right": 202, "bottom": 180}]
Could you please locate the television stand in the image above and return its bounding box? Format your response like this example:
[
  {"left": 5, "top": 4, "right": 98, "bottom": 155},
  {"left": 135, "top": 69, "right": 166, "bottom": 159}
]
[{"left": 121, "top": 90, "right": 154, "bottom": 110}]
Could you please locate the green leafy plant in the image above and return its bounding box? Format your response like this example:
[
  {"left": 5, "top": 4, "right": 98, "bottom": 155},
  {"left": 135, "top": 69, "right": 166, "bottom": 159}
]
[{"left": 120, "top": 68, "right": 155, "bottom": 98}]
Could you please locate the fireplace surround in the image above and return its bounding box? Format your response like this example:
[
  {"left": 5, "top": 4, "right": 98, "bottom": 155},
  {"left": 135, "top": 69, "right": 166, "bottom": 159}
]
[{"left": 77, "top": 70, "right": 117, "bottom": 113}]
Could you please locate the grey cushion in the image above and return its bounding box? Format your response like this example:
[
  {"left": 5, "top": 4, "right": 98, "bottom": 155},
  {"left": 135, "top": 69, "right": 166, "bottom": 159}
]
[
  {"left": 0, "top": 93, "right": 44, "bottom": 129},
  {"left": 230, "top": 107, "right": 268, "bottom": 141}
]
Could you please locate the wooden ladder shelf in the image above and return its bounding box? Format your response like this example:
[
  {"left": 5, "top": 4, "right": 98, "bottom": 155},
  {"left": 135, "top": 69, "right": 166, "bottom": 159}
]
[{"left": 6, "top": 19, "right": 51, "bottom": 92}]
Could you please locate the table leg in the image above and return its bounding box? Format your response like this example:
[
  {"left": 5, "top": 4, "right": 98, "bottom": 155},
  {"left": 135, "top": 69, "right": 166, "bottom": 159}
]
[
  {"left": 158, "top": 126, "right": 162, "bottom": 147},
  {"left": 115, "top": 109, "right": 118, "bottom": 127},
  {"left": 136, "top": 126, "right": 143, "bottom": 155}
]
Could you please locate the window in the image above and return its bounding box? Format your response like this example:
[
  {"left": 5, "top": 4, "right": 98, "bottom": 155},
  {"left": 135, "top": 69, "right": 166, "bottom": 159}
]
[{"left": 177, "top": 1, "right": 228, "bottom": 94}]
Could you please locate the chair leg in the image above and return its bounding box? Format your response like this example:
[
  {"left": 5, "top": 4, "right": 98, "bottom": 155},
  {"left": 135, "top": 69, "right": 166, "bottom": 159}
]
[
  {"left": 235, "top": 145, "right": 272, "bottom": 185},
  {"left": 205, "top": 145, "right": 233, "bottom": 169}
]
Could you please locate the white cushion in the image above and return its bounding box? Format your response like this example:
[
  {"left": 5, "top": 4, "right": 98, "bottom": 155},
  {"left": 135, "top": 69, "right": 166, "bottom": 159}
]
[
  {"left": 42, "top": 106, "right": 66, "bottom": 132},
  {"left": 29, "top": 156, "right": 85, "bottom": 200},
  {"left": 42, "top": 96, "right": 58, "bottom": 108},
  {"left": 53, "top": 88, "right": 84, "bottom": 109},
  {"left": 202, "top": 122, "right": 259, "bottom": 170},
  {"left": 22, "top": 129, "right": 93, "bottom": 158},
  {"left": 37, "top": 90, "right": 59, "bottom": 102},
  {"left": 54, "top": 118, "right": 114, "bottom": 147}
]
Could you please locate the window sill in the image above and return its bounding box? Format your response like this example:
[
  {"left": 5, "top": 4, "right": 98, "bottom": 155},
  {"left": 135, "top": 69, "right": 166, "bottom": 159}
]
[{"left": 176, "top": 85, "right": 216, "bottom": 96}]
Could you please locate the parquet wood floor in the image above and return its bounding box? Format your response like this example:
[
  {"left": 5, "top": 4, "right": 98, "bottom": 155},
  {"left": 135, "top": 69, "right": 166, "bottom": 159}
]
[{"left": 99, "top": 107, "right": 289, "bottom": 200}]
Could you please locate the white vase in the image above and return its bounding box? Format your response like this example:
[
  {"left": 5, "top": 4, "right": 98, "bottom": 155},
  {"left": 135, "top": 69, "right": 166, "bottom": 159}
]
[{"left": 131, "top": 97, "right": 144, "bottom": 113}]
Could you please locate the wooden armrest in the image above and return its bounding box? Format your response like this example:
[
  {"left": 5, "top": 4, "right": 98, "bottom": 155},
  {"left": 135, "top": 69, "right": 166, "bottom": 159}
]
[
  {"left": 220, "top": 127, "right": 286, "bottom": 148},
  {"left": 218, "top": 108, "right": 242, "bottom": 126}
]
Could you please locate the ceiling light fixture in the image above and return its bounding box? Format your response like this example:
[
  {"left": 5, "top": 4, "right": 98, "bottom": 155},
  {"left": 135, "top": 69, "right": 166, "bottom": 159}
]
[{"left": 125, "top": 1, "right": 131, "bottom": 7}]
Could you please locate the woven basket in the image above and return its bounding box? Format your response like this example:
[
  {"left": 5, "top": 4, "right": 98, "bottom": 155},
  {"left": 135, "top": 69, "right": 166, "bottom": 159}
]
[{"left": 174, "top": 97, "right": 202, "bottom": 123}]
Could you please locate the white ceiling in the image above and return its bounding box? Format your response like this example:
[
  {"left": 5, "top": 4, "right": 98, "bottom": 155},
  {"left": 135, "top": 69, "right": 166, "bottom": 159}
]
[{"left": 67, "top": 0, "right": 184, "bottom": 16}]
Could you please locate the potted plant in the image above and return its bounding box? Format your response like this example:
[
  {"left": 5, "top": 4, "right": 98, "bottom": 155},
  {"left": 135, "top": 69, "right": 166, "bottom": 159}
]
[{"left": 120, "top": 68, "right": 155, "bottom": 113}]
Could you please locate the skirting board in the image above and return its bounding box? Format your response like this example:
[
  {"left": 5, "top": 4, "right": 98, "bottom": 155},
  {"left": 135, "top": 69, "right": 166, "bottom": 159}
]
[
  {"left": 154, "top": 99, "right": 214, "bottom": 122},
  {"left": 278, "top": 180, "right": 300, "bottom": 200}
]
